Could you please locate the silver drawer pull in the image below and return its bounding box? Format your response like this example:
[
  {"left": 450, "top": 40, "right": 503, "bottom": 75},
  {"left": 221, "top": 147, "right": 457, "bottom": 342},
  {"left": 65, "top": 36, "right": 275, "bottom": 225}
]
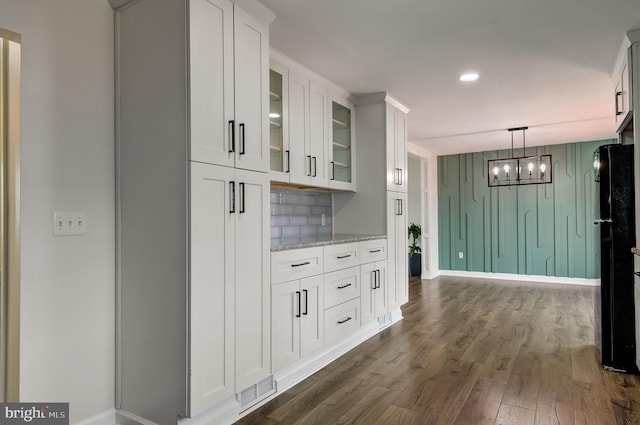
[
  {"left": 337, "top": 283, "right": 352, "bottom": 289},
  {"left": 337, "top": 254, "right": 352, "bottom": 259},
  {"left": 291, "top": 261, "right": 311, "bottom": 268},
  {"left": 337, "top": 317, "right": 352, "bottom": 324},
  {"left": 368, "top": 249, "right": 381, "bottom": 253}
]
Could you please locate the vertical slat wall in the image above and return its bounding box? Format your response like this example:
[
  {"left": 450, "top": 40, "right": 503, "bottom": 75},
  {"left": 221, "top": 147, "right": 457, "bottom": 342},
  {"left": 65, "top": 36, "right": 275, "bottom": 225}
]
[{"left": 438, "top": 139, "right": 612, "bottom": 279}]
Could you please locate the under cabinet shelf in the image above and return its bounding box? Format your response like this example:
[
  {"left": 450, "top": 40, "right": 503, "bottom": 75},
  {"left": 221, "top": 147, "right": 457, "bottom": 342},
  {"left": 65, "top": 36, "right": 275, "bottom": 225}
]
[
  {"left": 270, "top": 120, "right": 281, "bottom": 129},
  {"left": 270, "top": 145, "right": 282, "bottom": 152},
  {"left": 270, "top": 91, "right": 281, "bottom": 102},
  {"left": 332, "top": 141, "right": 350, "bottom": 150},
  {"left": 333, "top": 161, "right": 349, "bottom": 168},
  {"left": 332, "top": 118, "right": 349, "bottom": 129}
]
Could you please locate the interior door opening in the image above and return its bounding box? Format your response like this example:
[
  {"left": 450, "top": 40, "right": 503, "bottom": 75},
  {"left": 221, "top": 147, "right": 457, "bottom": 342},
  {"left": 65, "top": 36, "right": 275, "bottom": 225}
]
[{"left": 0, "top": 27, "right": 21, "bottom": 402}]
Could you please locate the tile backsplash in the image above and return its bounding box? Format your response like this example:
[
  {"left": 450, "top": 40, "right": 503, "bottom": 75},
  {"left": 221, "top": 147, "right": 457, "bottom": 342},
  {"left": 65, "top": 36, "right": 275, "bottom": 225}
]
[{"left": 270, "top": 187, "right": 332, "bottom": 247}]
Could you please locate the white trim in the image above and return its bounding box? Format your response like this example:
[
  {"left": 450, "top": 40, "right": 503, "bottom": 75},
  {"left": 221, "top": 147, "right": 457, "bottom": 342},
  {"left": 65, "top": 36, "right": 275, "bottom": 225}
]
[
  {"left": 74, "top": 409, "right": 116, "bottom": 425},
  {"left": 116, "top": 410, "right": 159, "bottom": 425},
  {"left": 437, "top": 270, "right": 600, "bottom": 286},
  {"left": 175, "top": 309, "right": 404, "bottom": 425},
  {"left": 354, "top": 92, "right": 410, "bottom": 114}
]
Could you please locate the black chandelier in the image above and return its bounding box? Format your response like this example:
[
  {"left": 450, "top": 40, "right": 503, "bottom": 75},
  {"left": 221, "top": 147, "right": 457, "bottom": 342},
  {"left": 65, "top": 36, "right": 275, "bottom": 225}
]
[{"left": 487, "top": 127, "right": 552, "bottom": 187}]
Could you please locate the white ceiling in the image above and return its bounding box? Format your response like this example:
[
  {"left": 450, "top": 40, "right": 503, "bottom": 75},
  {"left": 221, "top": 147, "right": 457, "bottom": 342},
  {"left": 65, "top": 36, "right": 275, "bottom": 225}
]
[{"left": 258, "top": 0, "right": 640, "bottom": 155}]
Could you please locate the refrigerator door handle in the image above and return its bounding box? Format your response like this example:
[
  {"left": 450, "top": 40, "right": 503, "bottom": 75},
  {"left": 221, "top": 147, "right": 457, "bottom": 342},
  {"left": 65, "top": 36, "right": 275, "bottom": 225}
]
[{"left": 593, "top": 218, "right": 613, "bottom": 225}]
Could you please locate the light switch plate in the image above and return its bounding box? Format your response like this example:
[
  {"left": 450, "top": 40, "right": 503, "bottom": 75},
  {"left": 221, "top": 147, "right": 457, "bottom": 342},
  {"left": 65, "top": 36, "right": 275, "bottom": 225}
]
[{"left": 53, "top": 211, "right": 87, "bottom": 236}]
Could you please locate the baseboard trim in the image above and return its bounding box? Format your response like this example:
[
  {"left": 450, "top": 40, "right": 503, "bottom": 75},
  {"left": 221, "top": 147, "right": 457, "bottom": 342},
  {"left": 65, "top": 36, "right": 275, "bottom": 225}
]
[
  {"left": 116, "top": 410, "right": 160, "bottom": 425},
  {"left": 176, "top": 308, "right": 404, "bottom": 425},
  {"left": 437, "top": 270, "right": 600, "bottom": 286},
  {"left": 74, "top": 409, "right": 116, "bottom": 425}
]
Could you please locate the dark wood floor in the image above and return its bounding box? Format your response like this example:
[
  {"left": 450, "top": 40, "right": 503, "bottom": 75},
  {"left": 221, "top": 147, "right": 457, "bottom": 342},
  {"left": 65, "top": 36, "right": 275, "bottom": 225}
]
[{"left": 237, "top": 275, "right": 640, "bottom": 425}]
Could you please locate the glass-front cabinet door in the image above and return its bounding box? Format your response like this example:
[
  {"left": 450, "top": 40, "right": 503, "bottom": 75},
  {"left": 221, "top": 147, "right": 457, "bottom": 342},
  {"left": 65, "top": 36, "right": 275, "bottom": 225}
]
[
  {"left": 329, "top": 97, "right": 355, "bottom": 190},
  {"left": 269, "top": 63, "right": 289, "bottom": 182}
]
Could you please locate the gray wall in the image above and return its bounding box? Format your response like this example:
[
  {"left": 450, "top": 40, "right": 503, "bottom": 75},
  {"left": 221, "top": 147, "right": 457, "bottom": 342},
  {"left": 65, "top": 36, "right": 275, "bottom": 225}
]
[
  {"left": 407, "top": 155, "right": 421, "bottom": 245},
  {"left": 0, "top": 0, "right": 115, "bottom": 421}
]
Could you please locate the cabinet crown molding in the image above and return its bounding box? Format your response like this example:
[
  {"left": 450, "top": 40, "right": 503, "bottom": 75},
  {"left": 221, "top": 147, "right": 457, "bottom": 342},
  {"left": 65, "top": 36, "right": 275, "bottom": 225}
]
[
  {"left": 627, "top": 28, "right": 640, "bottom": 44},
  {"left": 109, "top": 0, "right": 275, "bottom": 23},
  {"left": 354, "top": 92, "right": 410, "bottom": 114}
]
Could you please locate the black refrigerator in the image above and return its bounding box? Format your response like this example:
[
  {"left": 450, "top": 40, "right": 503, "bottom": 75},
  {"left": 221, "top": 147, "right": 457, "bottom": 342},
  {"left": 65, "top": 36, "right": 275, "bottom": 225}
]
[{"left": 594, "top": 143, "right": 638, "bottom": 373}]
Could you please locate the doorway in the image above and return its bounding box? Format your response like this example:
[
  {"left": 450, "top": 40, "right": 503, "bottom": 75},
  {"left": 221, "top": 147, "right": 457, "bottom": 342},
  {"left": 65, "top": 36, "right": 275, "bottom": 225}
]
[{"left": 0, "top": 27, "right": 21, "bottom": 402}]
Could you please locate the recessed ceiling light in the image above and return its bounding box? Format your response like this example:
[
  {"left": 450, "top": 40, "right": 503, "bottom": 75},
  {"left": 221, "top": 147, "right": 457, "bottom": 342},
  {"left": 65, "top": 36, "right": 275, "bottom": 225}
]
[{"left": 459, "top": 72, "right": 479, "bottom": 82}]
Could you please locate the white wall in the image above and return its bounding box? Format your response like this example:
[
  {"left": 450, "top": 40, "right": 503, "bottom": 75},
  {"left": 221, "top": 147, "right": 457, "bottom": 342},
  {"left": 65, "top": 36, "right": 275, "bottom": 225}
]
[{"left": 0, "top": 1, "right": 115, "bottom": 422}]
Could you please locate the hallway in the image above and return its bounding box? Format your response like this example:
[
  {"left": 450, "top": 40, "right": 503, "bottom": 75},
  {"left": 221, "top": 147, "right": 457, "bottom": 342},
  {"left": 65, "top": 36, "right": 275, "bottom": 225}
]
[{"left": 237, "top": 275, "right": 640, "bottom": 424}]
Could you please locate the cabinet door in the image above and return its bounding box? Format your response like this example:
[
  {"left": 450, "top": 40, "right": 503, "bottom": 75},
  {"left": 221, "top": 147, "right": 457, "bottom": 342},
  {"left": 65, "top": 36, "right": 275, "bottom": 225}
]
[
  {"left": 386, "top": 105, "right": 399, "bottom": 191},
  {"left": 234, "top": 6, "right": 269, "bottom": 172},
  {"left": 189, "top": 0, "right": 234, "bottom": 168},
  {"left": 360, "top": 262, "right": 376, "bottom": 325},
  {"left": 374, "top": 261, "right": 389, "bottom": 317},
  {"left": 300, "top": 275, "right": 324, "bottom": 357},
  {"left": 329, "top": 96, "right": 355, "bottom": 191},
  {"left": 309, "top": 80, "right": 328, "bottom": 187},
  {"left": 190, "top": 162, "right": 235, "bottom": 415},
  {"left": 271, "top": 280, "right": 300, "bottom": 372},
  {"left": 288, "top": 70, "right": 310, "bottom": 185},
  {"left": 387, "top": 192, "right": 408, "bottom": 310},
  {"left": 396, "top": 111, "right": 408, "bottom": 192},
  {"left": 386, "top": 105, "right": 408, "bottom": 192},
  {"left": 269, "top": 61, "right": 289, "bottom": 182},
  {"left": 235, "top": 169, "right": 271, "bottom": 390}
]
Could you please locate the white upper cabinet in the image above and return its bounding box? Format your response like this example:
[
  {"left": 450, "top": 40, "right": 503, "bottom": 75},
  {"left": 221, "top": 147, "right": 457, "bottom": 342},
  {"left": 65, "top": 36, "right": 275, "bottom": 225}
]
[
  {"left": 329, "top": 95, "right": 355, "bottom": 191},
  {"left": 189, "top": 0, "right": 269, "bottom": 172},
  {"left": 269, "top": 62, "right": 289, "bottom": 181},
  {"left": 614, "top": 48, "right": 632, "bottom": 130},
  {"left": 386, "top": 104, "right": 408, "bottom": 192},
  {"left": 308, "top": 80, "right": 329, "bottom": 187},
  {"left": 269, "top": 51, "right": 354, "bottom": 189},
  {"left": 287, "top": 68, "right": 310, "bottom": 185}
]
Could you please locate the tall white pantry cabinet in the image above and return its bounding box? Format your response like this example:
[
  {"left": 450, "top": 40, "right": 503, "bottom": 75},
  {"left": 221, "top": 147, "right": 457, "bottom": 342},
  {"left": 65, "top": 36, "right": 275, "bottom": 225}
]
[
  {"left": 113, "top": 0, "right": 274, "bottom": 424},
  {"left": 333, "top": 93, "right": 410, "bottom": 318}
]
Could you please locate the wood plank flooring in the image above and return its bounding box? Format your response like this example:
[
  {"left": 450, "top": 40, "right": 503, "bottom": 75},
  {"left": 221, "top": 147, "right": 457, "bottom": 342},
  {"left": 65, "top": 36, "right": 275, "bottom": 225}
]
[{"left": 236, "top": 275, "right": 640, "bottom": 425}]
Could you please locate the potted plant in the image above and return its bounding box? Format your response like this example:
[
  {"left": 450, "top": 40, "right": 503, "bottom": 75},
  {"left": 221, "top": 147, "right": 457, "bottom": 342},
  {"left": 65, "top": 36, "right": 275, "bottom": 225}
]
[{"left": 408, "top": 223, "right": 422, "bottom": 277}]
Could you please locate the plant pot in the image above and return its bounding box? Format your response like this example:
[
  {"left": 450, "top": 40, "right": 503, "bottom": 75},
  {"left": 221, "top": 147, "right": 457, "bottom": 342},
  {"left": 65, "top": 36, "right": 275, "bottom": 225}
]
[{"left": 409, "top": 253, "right": 421, "bottom": 277}]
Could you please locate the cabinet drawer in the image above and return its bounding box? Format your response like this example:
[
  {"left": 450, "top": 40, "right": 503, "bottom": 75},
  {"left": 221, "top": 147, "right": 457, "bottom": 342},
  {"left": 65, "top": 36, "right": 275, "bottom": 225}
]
[
  {"left": 324, "top": 298, "right": 360, "bottom": 345},
  {"left": 271, "top": 247, "right": 324, "bottom": 285},
  {"left": 359, "top": 239, "right": 387, "bottom": 263},
  {"left": 324, "top": 242, "right": 359, "bottom": 273},
  {"left": 324, "top": 266, "right": 360, "bottom": 309}
]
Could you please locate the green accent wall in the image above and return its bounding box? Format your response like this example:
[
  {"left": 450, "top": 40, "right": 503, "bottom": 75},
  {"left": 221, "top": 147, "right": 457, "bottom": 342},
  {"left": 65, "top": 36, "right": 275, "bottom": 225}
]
[{"left": 438, "top": 139, "right": 614, "bottom": 279}]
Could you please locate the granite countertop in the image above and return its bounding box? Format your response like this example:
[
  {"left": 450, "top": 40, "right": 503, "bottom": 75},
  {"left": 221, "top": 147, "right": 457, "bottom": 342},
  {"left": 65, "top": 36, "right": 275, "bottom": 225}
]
[
  {"left": 271, "top": 233, "right": 386, "bottom": 252},
  {"left": 632, "top": 247, "right": 640, "bottom": 256}
]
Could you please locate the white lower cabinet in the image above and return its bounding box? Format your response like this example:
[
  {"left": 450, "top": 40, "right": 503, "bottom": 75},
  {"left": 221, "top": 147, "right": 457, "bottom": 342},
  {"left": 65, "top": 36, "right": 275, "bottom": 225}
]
[
  {"left": 272, "top": 275, "right": 324, "bottom": 372},
  {"left": 324, "top": 298, "right": 361, "bottom": 345},
  {"left": 361, "top": 260, "right": 388, "bottom": 324},
  {"left": 387, "top": 191, "right": 408, "bottom": 309},
  {"left": 324, "top": 266, "right": 360, "bottom": 307},
  {"left": 190, "top": 162, "right": 270, "bottom": 414}
]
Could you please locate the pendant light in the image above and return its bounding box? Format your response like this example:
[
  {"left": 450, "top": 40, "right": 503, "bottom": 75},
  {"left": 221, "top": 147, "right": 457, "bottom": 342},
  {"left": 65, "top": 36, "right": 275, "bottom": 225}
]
[{"left": 487, "top": 127, "right": 552, "bottom": 187}]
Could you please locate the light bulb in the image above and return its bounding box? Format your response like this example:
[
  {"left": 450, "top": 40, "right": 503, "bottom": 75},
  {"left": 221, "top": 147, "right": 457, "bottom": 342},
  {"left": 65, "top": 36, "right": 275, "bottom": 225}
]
[
  {"left": 540, "top": 163, "right": 546, "bottom": 173},
  {"left": 503, "top": 164, "right": 510, "bottom": 178},
  {"left": 528, "top": 162, "right": 534, "bottom": 177},
  {"left": 493, "top": 166, "right": 499, "bottom": 176}
]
